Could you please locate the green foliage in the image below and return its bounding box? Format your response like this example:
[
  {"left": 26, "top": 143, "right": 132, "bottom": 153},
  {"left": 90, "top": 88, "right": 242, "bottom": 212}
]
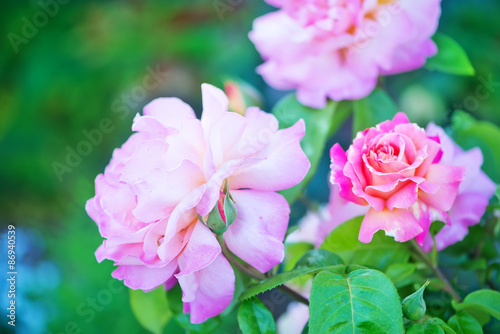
[
  {"left": 320, "top": 216, "right": 411, "bottom": 271},
  {"left": 407, "top": 323, "right": 426, "bottom": 334},
  {"left": 352, "top": 88, "right": 398, "bottom": 135},
  {"left": 407, "top": 320, "right": 458, "bottom": 334},
  {"left": 424, "top": 318, "right": 457, "bottom": 334},
  {"left": 129, "top": 287, "right": 171, "bottom": 334},
  {"left": 272, "top": 94, "right": 350, "bottom": 204},
  {"left": 293, "top": 249, "right": 344, "bottom": 270},
  {"left": 426, "top": 33, "right": 475, "bottom": 76},
  {"left": 166, "top": 284, "right": 183, "bottom": 315},
  {"left": 309, "top": 268, "right": 404, "bottom": 334},
  {"left": 385, "top": 263, "right": 417, "bottom": 286},
  {"left": 283, "top": 242, "right": 314, "bottom": 272},
  {"left": 448, "top": 312, "right": 483, "bottom": 334},
  {"left": 402, "top": 281, "right": 430, "bottom": 321},
  {"left": 452, "top": 290, "right": 500, "bottom": 325},
  {"left": 175, "top": 314, "right": 221, "bottom": 334},
  {"left": 237, "top": 298, "right": 276, "bottom": 334},
  {"left": 240, "top": 264, "right": 364, "bottom": 301}
]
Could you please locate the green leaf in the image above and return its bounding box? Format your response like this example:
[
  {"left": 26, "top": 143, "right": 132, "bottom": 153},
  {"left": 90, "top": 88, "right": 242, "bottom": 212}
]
[
  {"left": 448, "top": 312, "right": 483, "bottom": 334},
  {"left": 175, "top": 313, "right": 221, "bottom": 334},
  {"left": 408, "top": 321, "right": 457, "bottom": 334},
  {"left": 402, "top": 281, "right": 430, "bottom": 321},
  {"left": 237, "top": 298, "right": 276, "bottom": 334},
  {"left": 283, "top": 242, "right": 314, "bottom": 272},
  {"left": 352, "top": 88, "right": 398, "bottom": 135},
  {"left": 272, "top": 94, "right": 349, "bottom": 204},
  {"left": 329, "top": 100, "right": 352, "bottom": 137},
  {"left": 385, "top": 263, "right": 417, "bottom": 284},
  {"left": 429, "top": 221, "right": 446, "bottom": 236},
  {"left": 425, "top": 318, "right": 457, "bottom": 334},
  {"left": 425, "top": 33, "right": 475, "bottom": 76},
  {"left": 320, "top": 216, "right": 411, "bottom": 271},
  {"left": 301, "top": 321, "right": 309, "bottom": 334},
  {"left": 240, "top": 264, "right": 364, "bottom": 301},
  {"left": 294, "top": 249, "right": 344, "bottom": 270},
  {"left": 407, "top": 323, "right": 425, "bottom": 334},
  {"left": 309, "top": 268, "right": 404, "bottom": 334},
  {"left": 453, "top": 289, "right": 500, "bottom": 325},
  {"left": 129, "top": 287, "right": 171, "bottom": 334},
  {"left": 166, "top": 284, "right": 183, "bottom": 315}
]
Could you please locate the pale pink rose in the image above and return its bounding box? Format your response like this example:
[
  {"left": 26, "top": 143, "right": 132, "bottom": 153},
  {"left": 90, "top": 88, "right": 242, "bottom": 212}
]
[
  {"left": 277, "top": 302, "right": 310, "bottom": 334},
  {"left": 419, "top": 123, "right": 496, "bottom": 251},
  {"left": 287, "top": 184, "right": 368, "bottom": 247},
  {"left": 330, "top": 112, "right": 465, "bottom": 244},
  {"left": 249, "top": 0, "right": 441, "bottom": 108},
  {"left": 86, "top": 84, "right": 310, "bottom": 323}
]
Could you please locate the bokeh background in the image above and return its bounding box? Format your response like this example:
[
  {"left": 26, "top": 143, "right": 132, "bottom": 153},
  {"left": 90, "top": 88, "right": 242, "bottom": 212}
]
[{"left": 1, "top": 0, "right": 500, "bottom": 333}]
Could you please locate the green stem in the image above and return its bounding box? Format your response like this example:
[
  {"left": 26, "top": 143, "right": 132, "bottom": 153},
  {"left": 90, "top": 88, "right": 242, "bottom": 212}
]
[
  {"left": 410, "top": 240, "right": 462, "bottom": 302},
  {"left": 217, "top": 234, "right": 309, "bottom": 306}
]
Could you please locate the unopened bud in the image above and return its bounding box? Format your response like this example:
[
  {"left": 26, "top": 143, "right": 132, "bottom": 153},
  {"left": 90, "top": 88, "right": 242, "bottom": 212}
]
[
  {"left": 224, "top": 79, "right": 262, "bottom": 116},
  {"left": 206, "top": 183, "right": 237, "bottom": 234},
  {"left": 402, "top": 281, "right": 429, "bottom": 321}
]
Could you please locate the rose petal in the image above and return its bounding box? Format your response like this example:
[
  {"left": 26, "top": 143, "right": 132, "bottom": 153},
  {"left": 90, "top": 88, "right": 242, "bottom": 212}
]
[
  {"left": 133, "top": 162, "right": 205, "bottom": 223},
  {"left": 359, "top": 207, "right": 423, "bottom": 243},
  {"left": 176, "top": 221, "right": 221, "bottom": 277},
  {"left": 200, "top": 83, "right": 228, "bottom": 132},
  {"left": 224, "top": 190, "right": 289, "bottom": 273},
  {"left": 229, "top": 119, "right": 310, "bottom": 191},
  {"left": 418, "top": 164, "right": 465, "bottom": 212},
  {"left": 111, "top": 260, "right": 177, "bottom": 291},
  {"left": 177, "top": 254, "right": 235, "bottom": 324},
  {"left": 330, "top": 143, "right": 367, "bottom": 206}
]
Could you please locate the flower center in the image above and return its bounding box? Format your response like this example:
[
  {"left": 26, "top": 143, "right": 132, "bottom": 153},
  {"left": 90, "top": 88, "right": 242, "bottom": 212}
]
[{"left": 371, "top": 143, "right": 399, "bottom": 162}]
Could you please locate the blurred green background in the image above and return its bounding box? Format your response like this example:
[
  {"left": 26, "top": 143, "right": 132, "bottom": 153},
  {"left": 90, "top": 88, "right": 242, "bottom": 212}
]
[{"left": 1, "top": 0, "right": 500, "bottom": 333}]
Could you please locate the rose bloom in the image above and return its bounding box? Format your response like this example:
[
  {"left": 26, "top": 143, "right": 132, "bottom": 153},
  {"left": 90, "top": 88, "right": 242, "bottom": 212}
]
[
  {"left": 249, "top": 0, "right": 441, "bottom": 108},
  {"left": 86, "top": 84, "right": 310, "bottom": 323},
  {"left": 330, "top": 112, "right": 465, "bottom": 243}
]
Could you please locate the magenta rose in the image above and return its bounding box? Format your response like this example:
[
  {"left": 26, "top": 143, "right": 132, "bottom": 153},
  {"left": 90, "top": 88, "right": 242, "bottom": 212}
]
[
  {"left": 330, "top": 113, "right": 465, "bottom": 243},
  {"left": 86, "top": 84, "right": 310, "bottom": 323},
  {"left": 249, "top": 0, "right": 441, "bottom": 108}
]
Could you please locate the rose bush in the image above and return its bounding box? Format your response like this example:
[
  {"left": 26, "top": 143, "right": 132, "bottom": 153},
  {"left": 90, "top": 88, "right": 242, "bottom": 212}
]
[
  {"left": 250, "top": 0, "right": 442, "bottom": 108},
  {"left": 330, "top": 112, "right": 465, "bottom": 243},
  {"left": 86, "top": 84, "right": 310, "bottom": 323}
]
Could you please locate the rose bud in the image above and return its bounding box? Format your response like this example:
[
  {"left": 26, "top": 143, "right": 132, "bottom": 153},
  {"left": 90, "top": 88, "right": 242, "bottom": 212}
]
[
  {"left": 205, "top": 182, "right": 237, "bottom": 234},
  {"left": 402, "top": 281, "right": 430, "bottom": 321}
]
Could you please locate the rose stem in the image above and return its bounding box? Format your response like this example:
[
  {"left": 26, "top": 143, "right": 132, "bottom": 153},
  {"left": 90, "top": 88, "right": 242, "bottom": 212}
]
[
  {"left": 216, "top": 234, "right": 310, "bottom": 306},
  {"left": 410, "top": 240, "right": 462, "bottom": 302}
]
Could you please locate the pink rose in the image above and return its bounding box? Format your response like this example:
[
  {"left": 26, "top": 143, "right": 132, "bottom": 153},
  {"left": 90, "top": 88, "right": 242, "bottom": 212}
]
[
  {"left": 330, "top": 112, "right": 465, "bottom": 243},
  {"left": 249, "top": 0, "right": 441, "bottom": 108},
  {"left": 419, "top": 123, "right": 496, "bottom": 251},
  {"left": 86, "top": 84, "right": 310, "bottom": 323}
]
